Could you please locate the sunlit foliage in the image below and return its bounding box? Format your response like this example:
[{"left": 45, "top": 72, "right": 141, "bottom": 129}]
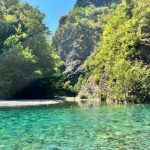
[
  {"left": 76, "top": 0, "right": 150, "bottom": 103},
  {"left": 0, "top": 0, "right": 63, "bottom": 99}
]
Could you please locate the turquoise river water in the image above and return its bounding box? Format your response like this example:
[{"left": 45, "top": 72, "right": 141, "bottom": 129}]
[{"left": 0, "top": 103, "right": 150, "bottom": 150}]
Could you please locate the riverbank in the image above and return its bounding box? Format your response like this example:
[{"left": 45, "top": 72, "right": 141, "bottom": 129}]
[
  {"left": 0, "top": 100, "right": 65, "bottom": 108},
  {"left": 0, "top": 97, "right": 101, "bottom": 108}
]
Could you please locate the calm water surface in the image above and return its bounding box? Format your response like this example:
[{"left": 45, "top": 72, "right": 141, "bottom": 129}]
[{"left": 0, "top": 104, "right": 150, "bottom": 150}]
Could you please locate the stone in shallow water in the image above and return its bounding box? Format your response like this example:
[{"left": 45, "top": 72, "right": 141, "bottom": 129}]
[
  {"left": 47, "top": 144, "right": 61, "bottom": 150},
  {"left": 114, "top": 131, "right": 122, "bottom": 136},
  {"left": 0, "top": 145, "right": 4, "bottom": 148}
]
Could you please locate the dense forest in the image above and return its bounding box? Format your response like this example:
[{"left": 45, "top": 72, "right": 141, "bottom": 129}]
[
  {"left": 0, "top": 0, "right": 63, "bottom": 99},
  {"left": 0, "top": 0, "right": 149, "bottom": 103}
]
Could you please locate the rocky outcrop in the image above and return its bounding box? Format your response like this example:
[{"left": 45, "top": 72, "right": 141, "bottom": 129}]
[
  {"left": 53, "top": 24, "right": 101, "bottom": 84},
  {"left": 52, "top": 0, "right": 120, "bottom": 85},
  {"left": 75, "top": 0, "right": 121, "bottom": 7}
]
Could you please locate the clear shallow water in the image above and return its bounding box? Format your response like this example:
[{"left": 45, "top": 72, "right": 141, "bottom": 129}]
[{"left": 0, "top": 104, "right": 150, "bottom": 150}]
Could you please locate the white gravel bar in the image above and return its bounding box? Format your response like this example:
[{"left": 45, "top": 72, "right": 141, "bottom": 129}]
[{"left": 0, "top": 100, "right": 65, "bottom": 108}]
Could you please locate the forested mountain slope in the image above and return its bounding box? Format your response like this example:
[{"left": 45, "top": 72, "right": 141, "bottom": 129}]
[
  {"left": 76, "top": 0, "right": 150, "bottom": 103},
  {"left": 52, "top": 0, "right": 121, "bottom": 85},
  {"left": 0, "top": 0, "right": 63, "bottom": 99}
]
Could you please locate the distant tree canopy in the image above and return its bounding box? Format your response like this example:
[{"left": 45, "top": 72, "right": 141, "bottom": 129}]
[{"left": 0, "top": 0, "right": 63, "bottom": 99}]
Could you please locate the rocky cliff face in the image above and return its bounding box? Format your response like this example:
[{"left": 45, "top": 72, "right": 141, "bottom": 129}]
[
  {"left": 75, "top": 0, "right": 120, "bottom": 7},
  {"left": 52, "top": 0, "right": 119, "bottom": 84},
  {"left": 53, "top": 24, "right": 101, "bottom": 84}
]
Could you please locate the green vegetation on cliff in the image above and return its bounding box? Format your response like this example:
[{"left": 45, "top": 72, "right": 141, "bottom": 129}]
[
  {"left": 0, "top": 0, "right": 63, "bottom": 99},
  {"left": 76, "top": 0, "right": 150, "bottom": 103}
]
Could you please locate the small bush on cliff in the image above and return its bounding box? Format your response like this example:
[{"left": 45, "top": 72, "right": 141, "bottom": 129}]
[{"left": 80, "top": 93, "right": 88, "bottom": 99}]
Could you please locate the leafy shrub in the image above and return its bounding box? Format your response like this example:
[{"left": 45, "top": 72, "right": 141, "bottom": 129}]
[
  {"left": 80, "top": 93, "right": 88, "bottom": 99},
  {"left": 93, "top": 74, "right": 100, "bottom": 85}
]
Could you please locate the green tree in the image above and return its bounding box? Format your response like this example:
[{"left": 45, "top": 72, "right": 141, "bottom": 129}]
[{"left": 0, "top": 0, "right": 63, "bottom": 99}]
